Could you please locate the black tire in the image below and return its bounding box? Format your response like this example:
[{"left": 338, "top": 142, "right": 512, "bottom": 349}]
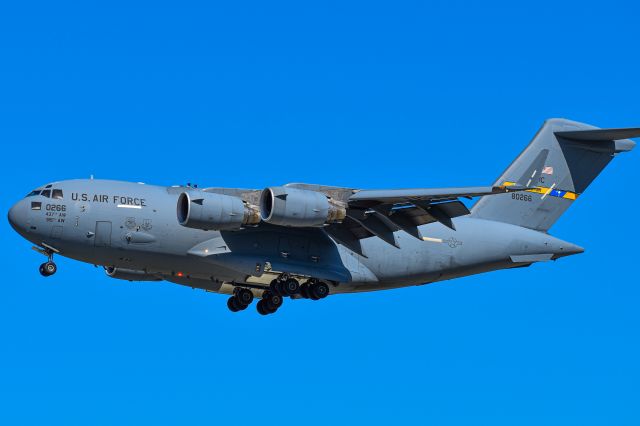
[
  {"left": 269, "top": 280, "right": 286, "bottom": 296},
  {"left": 227, "top": 297, "right": 240, "bottom": 312},
  {"left": 44, "top": 262, "right": 57, "bottom": 275},
  {"left": 308, "top": 283, "right": 320, "bottom": 300},
  {"left": 310, "top": 282, "right": 329, "bottom": 299},
  {"left": 236, "top": 288, "right": 254, "bottom": 306},
  {"left": 283, "top": 278, "right": 299, "bottom": 296},
  {"left": 266, "top": 293, "right": 283, "bottom": 308},
  {"left": 269, "top": 279, "right": 280, "bottom": 295},
  {"left": 299, "top": 283, "right": 310, "bottom": 299},
  {"left": 265, "top": 301, "right": 278, "bottom": 314},
  {"left": 39, "top": 263, "right": 48, "bottom": 277},
  {"left": 262, "top": 293, "right": 282, "bottom": 312},
  {"left": 261, "top": 291, "right": 282, "bottom": 311},
  {"left": 256, "top": 300, "right": 270, "bottom": 315}
]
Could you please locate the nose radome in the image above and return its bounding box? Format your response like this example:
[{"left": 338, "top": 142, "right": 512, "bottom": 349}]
[{"left": 8, "top": 199, "right": 27, "bottom": 233}]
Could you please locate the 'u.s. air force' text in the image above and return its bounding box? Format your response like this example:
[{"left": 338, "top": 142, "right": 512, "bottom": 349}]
[{"left": 71, "top": 193, "right": 147, "bottom": 207}]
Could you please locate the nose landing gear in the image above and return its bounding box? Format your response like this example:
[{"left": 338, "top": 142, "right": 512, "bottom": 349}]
[
  {"left": 39, "top": 261, "right": 57, "bottom": 277},
  {"left": 34, "top": 245, "right": 59, "bottom": 277}
]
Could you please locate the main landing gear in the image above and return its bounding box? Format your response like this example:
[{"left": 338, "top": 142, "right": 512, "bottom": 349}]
[
  {"left": 256, "top": 291, "right": 283, "bottom": 315},
  {"left": 227, "top": 287, "right": 254, "bottom": 312},
  {"left": 226, "top": 275, "right": 331, "bottom": 315},
  {"left": 268, "top": 276, "right": 329, "bottom": 301}
]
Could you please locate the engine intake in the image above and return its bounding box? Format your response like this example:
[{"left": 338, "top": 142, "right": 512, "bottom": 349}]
[
  {"left": 177, "top": 191, "right": 260, "bottom": 231},
  {"left": 105, "top": 267, "right": 162, "bottom": 282},
  {"left": 260, "top": 186, "right": 346, "bottom": 227}
]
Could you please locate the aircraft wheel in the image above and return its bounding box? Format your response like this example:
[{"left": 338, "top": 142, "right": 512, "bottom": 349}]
[
  {"left": 227, "top": 297, "right": 239, "bottom": 312},
  {"left": 235, "top": 288, "right": 254, "bottom": 306},
  {"left": 227, "top": 297, "right": 242, "bottom": 312},
  {"left": 310, "top": 282, "right": 329, "bottom": 300},
  {"left": 256, "top": 300, "right": 270, "bottom": 315},
  {"left": 299, "top": 283, "right": 310, "bottom": 299},
  {"left": 263, "top": 292, "right": 283, "bottom": 311},
  {"left": 228, "top": 296, "right": 248, "bottom": 312},
  {"left": 39, "top": 262, "right": 57, "bottom": 277},
  {"left": 282, "top": 278, "right": 299, "bottom": 296},
  {"left": 269, "top": 279, "right": 280, "bottom": 295}
]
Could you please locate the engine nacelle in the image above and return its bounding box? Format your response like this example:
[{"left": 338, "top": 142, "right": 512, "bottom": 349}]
[
  {"left": 260, "top": 186, "right": 346, "bottom": 227},
  {"left": 105, "top": 267, "right": 162, "bottom": 282},
  {"left": 177, "top": 191, "right": 260, "bottom": 231}
]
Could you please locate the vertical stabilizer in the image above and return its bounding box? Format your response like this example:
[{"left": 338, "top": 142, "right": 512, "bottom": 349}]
[{"left": 471, "top": 118, "right": 636, "bottom": 231}]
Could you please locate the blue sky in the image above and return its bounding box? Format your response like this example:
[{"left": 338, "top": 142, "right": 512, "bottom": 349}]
[{"left": 1, "top": 1, "right": 639, "bottom": 424}]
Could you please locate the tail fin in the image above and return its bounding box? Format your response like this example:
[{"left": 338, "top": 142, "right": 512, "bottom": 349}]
[{"left": 471, "top": 118, "right": 636, "bottom": 231}]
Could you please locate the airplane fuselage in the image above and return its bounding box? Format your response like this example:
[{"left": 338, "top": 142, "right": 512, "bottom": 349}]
[{"left": 8, "top": 179, "right": 582, "bottom": 296}]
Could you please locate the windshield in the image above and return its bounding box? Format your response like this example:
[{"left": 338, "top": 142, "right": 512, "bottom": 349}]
[{"left": 25, "top": 185, "right": 64, "bottom": 199}]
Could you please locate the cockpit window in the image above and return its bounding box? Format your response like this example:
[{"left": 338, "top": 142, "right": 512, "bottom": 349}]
[{"left": 25, "top": 186, "right": 63, "bottom": 198}]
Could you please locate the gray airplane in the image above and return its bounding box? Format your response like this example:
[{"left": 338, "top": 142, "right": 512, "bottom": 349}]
[{"left": 7, "top": 119, "right": 637, "bottom": 315}]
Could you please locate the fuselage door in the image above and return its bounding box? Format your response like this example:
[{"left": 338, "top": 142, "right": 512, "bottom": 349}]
[{"left": 95, "top": 221, "right": 112, "bottom": 247}]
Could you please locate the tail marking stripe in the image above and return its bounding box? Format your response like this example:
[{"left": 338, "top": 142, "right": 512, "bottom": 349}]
[{"left": 502, "top": 181, "right": 579, "bottom": 200}]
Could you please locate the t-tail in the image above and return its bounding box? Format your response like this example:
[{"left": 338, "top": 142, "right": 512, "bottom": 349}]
[{"left": 472, "top": 118, "right": 637, "bottom": 231}]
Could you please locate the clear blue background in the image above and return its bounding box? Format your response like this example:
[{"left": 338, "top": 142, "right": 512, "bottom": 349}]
[{"left": 1, "top": 1, "right": 638, "bottom": 424}]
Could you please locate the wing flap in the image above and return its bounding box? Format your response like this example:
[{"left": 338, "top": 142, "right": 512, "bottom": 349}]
[
  {"left": 324, "top": 217, "right": 370, "bottom": 257},
  {"left": 346, "top": 209, "right": 399, "bottom": 248}
]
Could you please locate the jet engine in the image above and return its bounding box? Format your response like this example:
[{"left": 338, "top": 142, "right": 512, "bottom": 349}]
[
  {"left": 105, "top": 266, "right": 162, "bottom": 282},
  {"left": 177, "top": 191, "right": 260, "bottom": 231},
  {"left": 260, "top": 186, "right": 346, "bottom": 227}
]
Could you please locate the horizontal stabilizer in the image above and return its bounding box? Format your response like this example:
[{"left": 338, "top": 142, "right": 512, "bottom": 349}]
[{"left": 555, "top": 127, "right": 640, "bottom": 144}]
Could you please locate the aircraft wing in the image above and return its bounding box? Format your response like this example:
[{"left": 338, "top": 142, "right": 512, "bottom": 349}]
[
  {"left": 324, "top": 184, "right": 525, "bottom": 256},
  {"left": 349, "top": 185, "right": 518, "bottom": 205}
]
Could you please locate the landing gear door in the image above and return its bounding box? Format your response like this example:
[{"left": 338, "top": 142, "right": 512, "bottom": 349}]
[{"left": 95, "top": 221, "right": 112, "bottom": 247}]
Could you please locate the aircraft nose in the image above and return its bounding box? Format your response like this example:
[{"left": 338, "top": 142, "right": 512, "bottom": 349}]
[{"left": 8, "top": 199, "right": 27, "bottom": 233}]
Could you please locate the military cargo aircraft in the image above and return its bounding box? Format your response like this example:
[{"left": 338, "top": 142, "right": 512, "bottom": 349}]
[{"left": 7, "top": 119, "right": 637, "bottom": 315}]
